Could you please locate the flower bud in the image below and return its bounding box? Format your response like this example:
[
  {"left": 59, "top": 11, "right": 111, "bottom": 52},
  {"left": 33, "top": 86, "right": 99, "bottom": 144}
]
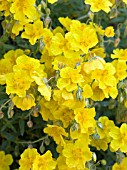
[
  {"left": 8, "top": 110, "right": 14, "bottom": 118},
  {"left": 92, "top": 152, "right": 97, "bottom": 162},
  {"left": 27, "top": 120, "right": 33, "bottom": 128},
  {"left": 88, "top": 11, "right": 94, "bottom": 20},
  {"left": 44, "top": 137, "right": 50, "bottom": 145},
  {"left": 101, "top": 159, "right": 107, "bottom": 165},
  {"left": 0, "top": 110, "right": 4, "bottom": 119},
  {"left": 114, "top": 38, "right": 120, "bottom": 47},
  {"left": 28, "top": 144, "right": 33, "bottom": 149},
  {"left": 76, "top": 86, "right": 83, "bottom": 101},
  {"left": 97, "top": 122, "right": 103, "bottom": 129},
  {"left": 44, "top": 16, "right": 51, "bottom": 28}
]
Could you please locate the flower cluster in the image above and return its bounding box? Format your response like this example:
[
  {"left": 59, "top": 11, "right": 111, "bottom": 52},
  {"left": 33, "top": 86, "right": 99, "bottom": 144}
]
[{"left": 1, "top": 0, "right": 127, "bottom": 169}]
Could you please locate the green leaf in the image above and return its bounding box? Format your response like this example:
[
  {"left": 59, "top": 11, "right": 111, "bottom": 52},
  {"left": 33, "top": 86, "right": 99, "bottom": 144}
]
[
  {"left": 19, "top": 119, "right": 25, "bottom": 136},
  {"left": 2, "top": 131, "right": 17, "bottom": 142}
]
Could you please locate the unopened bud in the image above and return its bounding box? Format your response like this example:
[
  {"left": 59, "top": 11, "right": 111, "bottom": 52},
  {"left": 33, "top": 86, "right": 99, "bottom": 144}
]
[
  {"left": 28, "top": 144, "right": 33, "bottom": 149},
  {"left": 25, "top": 49, "right": 31, "bottom": 55},
  {"left": 88, "top": 11, "right": 94, "bottom": 20},
  {"left": 76, "top": 86, "right": 83, "bottom": 101},
  {"left": 39, "top": 142, "right": 45, "bottom": 154},
  {"left": 33, "top": 107, "right": 39, "bottom": 117},
  {"left": 71, "top": 122, "right": 79, "bottom": 132},
  {"left": 27, "top": 120, "right": 33, "bottom": 128},
  {"left": 114, "top": 38, "right": 120, "bottom": 47},
  {"left": 0, "top": 110, "right": 4, "bottom": 119},
  {"left": 92, "top": 152, "right": 97, "bottom": 162},
  {"left": 8, "top": 110, "right": 14, "bottom": 118},
  {"left": 33, "top": 111, "right": 39, "bottom": 117},
  {"left": 97, "top": 122, "right": 103, "bottom": 129},
  {"left": 41, "top": 0, "right": 47, "bottom": 9},
  {"left": 45, "top": 8, "right": 50, "bottom": 15},
  {"left": 44, "top": 137, "right": 50, "bottom": 145},
  {"left": 101, "top": 159, "right": 107, "bottom": 165},
  {"left": 119, "top": 93, "right": 124, "bottom": 103},
  {"left": 91, "top": 133, "right": 100, "bottom": 140},
  {"left": 44, "top": 17, "right": 51, "bottom": 28},
  {"left": 6, "top": 23, "right": 12, "bottom": 33}
]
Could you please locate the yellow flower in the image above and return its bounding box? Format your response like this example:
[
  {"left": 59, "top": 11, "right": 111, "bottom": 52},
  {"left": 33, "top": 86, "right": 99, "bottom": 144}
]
[
  {"left": 82, "top": 84, "right": 93, "bottom": 98},
  {"left": 57, "top": 67, "right": 84, "bottom": 92},
  {"left": 12, "top": 94, "right": 36, "bottom": 111},
  {"left": 96, "top": 116, "right": 115, "bottom": 140},
  {"left": 90, "top": 137, "right": 109, "bottom": 151},
  {"left": 69, "top": 26, "right": 98, "bottom": 53},
  {"left": 21, "top": 20, "right": 44, "bottom": 45},
  {"left": 57, "top": 156, "right": 72, "bottom": 170},
  {"left": 50, "top": 33, "right": 69, "bottom": 56},
  {"left": 39, "top": 98, "right": 57, "bottom": 121},
  {"left": 0, "top": 59, "right": 13, "bottom": 85},
  {"left": 91, "top": 23, "right": 105, "bottom": 35},
  {"left": 40, "top": 49, "right": 55, "bottom": 77},
  {"left": 52, "top": 52, "right": 81, "bottom": 70},
  {"left": 91, "top": 63, "right": 116, "bottom": 90},
  {"left": 91, "top": 81, "right": 105, "bottom": 101},
  {"left": 19, "top": 148, "right": 39, "bottom": 170},
  {"left": 0, "top": 151, "right": 13, "bottom": 170},
  {"left": 12, "top": 21, "right": 24, "bottom": 36},
  {"left": 61, "top": 67, "right": 83, "bottom": 82},
  {"left": 83, "top": 57, "right": 105, "bottom": 74},
  {"left": 74, "top": 107, "right": 96, "bottom": 133},
  {"left": 85, "top": 47, "right": 106, "bottom": 60},
  {"left": 53, "top": 106, "right": 75, "bottom": 128},
  {"left": 6, "top": 71, "right": 32, "bottom": 97},
  {"left": 57, "top": 78, "right": 71, "bottom": 90},
  {"left": 112, "top": 157, "right": 127, "bottom": 170},
  {"left": 57, "top": 155, "right": 84, "bottom": 170},
  {"left": 111, "top": 49, "right": 127, "bottom": 61},
  {"left": 13, "top": 54, "right": 41, "bottom": 79},
  {"left": 53, "top": 89, "right": 85, "bottom": 110},
  {"left": 42, "top": 28, "right": 53, "bottom": 52},
  {"left": 101, "top": 85, "right": 118, "bottom": 99},
  {"left": 33, "top": 76, "right": 51, "bottom": 101},
  {"left": 0, "top": 49, "right": 24, "bottom": 84},
  {"left": 112, "top": 60, "right": 127, "bottom": 81},
  {"left": 44, "top": 125, "right": 68, "bottom": 145},
  {"left": 105, "top": 26, "right": 115, "bottom": 37},
  {"left": 0, "top": 0, "right": 11, "bottom": 16},
  {"left": 48, "top": 0, "right": 58, "bottom": 4},
  {"left": 122, "top": 0, "right": 127, "bottom": 4},
  {"left": 33, "top": 151, "right": 56, "bottom": 170},
  {"left": 69, "top": 20, "right": 86, "bottom": 35},
  {"left": 110, "top": 123, "right": 127, "bottom": 152},
  {"left": 61, "top": 89, "right": 74, "bottom": 100},
  {"left": 53, "top": 26, "right": 65, "bottom": 35},
  {"left": 4, "top": 49, "right": 24, "bottom": 65},
  {"left": 38, "top": 83, "right": 51, "bottom": 101},
  {"left": 85, "top": 0, "right": 113, "bottom": 13},
  {"left": 10, "top": 0, "right": 39, "bottom": 22},
  {"left": 110, "top": 0, "right": 115, "bottom": 4},
  {"left": 70, "top": 126, "right": 82, "bottom": 140},
  {"left": 62, "top": 137, "right": 92, "bottom": 169},
  {"left": 59, "top": 17, "right": 72, "bottom": 31}
]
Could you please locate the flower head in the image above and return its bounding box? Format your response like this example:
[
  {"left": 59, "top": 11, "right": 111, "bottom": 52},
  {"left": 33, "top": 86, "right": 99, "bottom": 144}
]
[
  {"left": 44, "top": 125, "right": 68, "bottom": 145},
  {"left": 33, "top": 151, "right": 56, "bottom": 170},
  {"left": 85, "top": 0, "right": 113, "bottom": 13},
  {"left": 0, "top": 151, "right": 13, "bottom": 170},
  {"left": 19, "top": 148, "right": 40, "bottom": 170}
]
